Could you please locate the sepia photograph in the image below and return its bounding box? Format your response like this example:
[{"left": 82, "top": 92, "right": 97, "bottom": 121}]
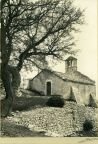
[{"left": 0, "top": 0, "right": 98, "bottom": 142}]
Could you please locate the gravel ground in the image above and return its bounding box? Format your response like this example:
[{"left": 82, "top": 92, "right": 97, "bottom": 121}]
[{"left": 1, "top": 106, "right": 98, "bottom": 137}]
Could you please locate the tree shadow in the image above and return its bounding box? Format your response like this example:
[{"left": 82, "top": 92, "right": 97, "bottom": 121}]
[
  {"left": 1, "top": 118, "right": 47, "bottom": 137},
  {"left": 13, "top": 96, "right": 49, "bottom": 111}
]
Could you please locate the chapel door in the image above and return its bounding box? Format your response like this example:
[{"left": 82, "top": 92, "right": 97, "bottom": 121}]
[{"left": 46, "top": 81, "right": 51, "bottom": 95}]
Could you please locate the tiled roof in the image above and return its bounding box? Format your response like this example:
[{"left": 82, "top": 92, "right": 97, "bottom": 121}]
[{"left": 44, "top": 69, "right": 95, "bottom": 85}]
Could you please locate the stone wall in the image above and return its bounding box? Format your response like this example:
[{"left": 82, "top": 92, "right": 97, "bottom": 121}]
[{"left": 18, "top": 101, "right": 98, "bottom": 136}]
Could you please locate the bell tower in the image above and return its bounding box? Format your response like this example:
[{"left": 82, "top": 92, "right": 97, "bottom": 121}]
[{"left": 65, "top": 56, "right": 77, "bottom": 72}]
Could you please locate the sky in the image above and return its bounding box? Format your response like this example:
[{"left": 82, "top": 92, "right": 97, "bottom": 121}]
[
  {"left": 53, "top": 0, "right": 97, "bottom": 82},
  {"left": 21, "top": 0, "right": 97, "bottom": 94}
]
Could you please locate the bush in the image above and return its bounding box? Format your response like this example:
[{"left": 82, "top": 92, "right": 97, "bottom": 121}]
[
  {"left": 46, "top": 95, "right": 65, "bottom": 108},
  {"left": 83, "top": 120, "right": 93, "bottom": 132}
]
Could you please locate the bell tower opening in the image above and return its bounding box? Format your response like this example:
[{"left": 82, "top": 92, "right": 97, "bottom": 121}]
[{"left": 65, "top": 56, "right": 77, "bottom": 72}]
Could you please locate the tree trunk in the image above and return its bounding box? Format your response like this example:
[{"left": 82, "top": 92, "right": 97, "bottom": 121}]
[
  {"left": 0, "top": 17, "right": 13, "bottom": 117},
  {"left": 1, "top": 65, "right": 21, "bottom": 117},
  {"left": 8, "top": 66, "right": 21, "bottom": 97},
  {"left": 1, "top": 9, "right": 21, "bottom": 117},
  {"left": 1, "top": 65, "right": 14, "bottom": 117}
]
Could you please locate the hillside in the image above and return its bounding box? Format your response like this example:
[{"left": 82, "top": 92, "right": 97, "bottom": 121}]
[{"left": 1, "top": 101, "right": 98, "bottom": 137}]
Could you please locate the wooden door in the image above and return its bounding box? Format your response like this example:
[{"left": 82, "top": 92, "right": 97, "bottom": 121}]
[{"left": 46, "top": 81, "right": 51, "bottom": 95}]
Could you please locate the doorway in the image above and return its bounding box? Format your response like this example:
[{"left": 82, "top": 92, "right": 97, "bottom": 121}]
[{"left": 46, "top": 81, "right": 52, "bottom": 95}]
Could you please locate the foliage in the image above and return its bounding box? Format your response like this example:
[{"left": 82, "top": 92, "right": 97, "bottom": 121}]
[
  {"left": 83, "top": 120, "right": 93, "bottom": 132},
  {"left": 46, "top": 95, "right": 65, "bottom": 108}
]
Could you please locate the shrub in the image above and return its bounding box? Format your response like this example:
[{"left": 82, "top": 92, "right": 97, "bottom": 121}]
[
  {"left": 83, "top": 120, "right": 93, "bottom": 132},
  {"left": 46, "top": 95, "right": 65, "bottom": 108}
]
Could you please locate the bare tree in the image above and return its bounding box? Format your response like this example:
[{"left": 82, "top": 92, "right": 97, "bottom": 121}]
[{"left": 1, "top": 0, "right": 84, "bottom": 117}]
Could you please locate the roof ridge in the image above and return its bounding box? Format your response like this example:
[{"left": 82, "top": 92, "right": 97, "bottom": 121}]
[
  {"left": 74, "top": 70, "right": 95, "bottom": 83},
  {"left": 47, "top": 69, "right": 95, "bottom": 84},
  {"left": 32, "top": 69, "right": 95, "bottom": 85}
]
